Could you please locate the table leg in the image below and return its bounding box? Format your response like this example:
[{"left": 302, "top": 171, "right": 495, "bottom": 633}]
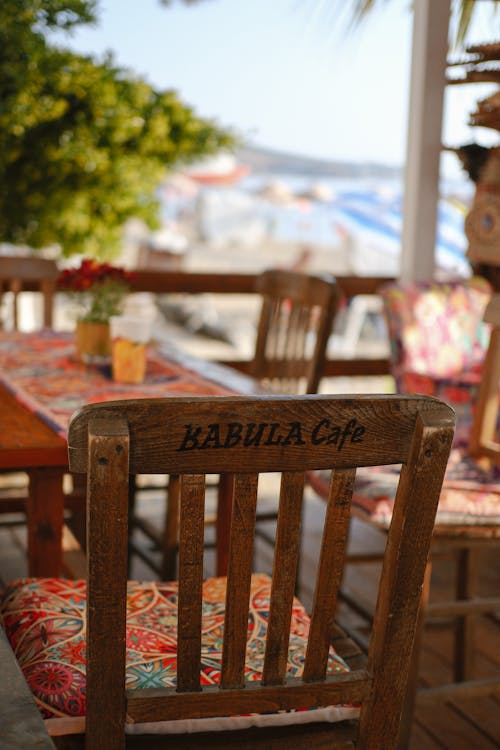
[{"left": 27, "top": 467, "right": 65, "bottom": 577}]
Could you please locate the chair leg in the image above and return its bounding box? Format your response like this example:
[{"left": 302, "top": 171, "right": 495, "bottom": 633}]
[
  {"left": 455, "top": 546, "right": 478, "bottom": 683},
  {"left": 161, "top": 474, "right": 180, "bottom": 581},
  {"left": 397, "top": 560, "right": 432, "bottom": 750}
]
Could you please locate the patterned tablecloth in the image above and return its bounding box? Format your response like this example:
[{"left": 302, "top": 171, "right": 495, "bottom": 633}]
[{"left": 0, "top": 330, "right": 233, "bottom": 439}]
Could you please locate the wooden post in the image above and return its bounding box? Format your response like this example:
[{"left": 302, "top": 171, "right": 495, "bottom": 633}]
[{"left": 401, "top": 0, "right": 451, "bottom": 282}]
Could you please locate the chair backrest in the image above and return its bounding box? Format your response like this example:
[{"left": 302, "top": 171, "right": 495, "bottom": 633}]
[
  {"left": 68, "top": 393, "right": 454, "bottom": 749},
  {"left": 380, "top": 276, "right": 491, "bottom": 382},
  {"left": 252, "top": 269, "right": 340, "bottom": 393},
  {"left": 380, "top": 276, "right": 492, "bottom": 449},
  {"left": 0, "top": 255, "right": 58, "bottom": 330}
]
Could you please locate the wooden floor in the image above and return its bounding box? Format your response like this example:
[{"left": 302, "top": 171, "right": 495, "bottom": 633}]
[{"left": 0, "top": 485, "right": 499, "bottom": 749}]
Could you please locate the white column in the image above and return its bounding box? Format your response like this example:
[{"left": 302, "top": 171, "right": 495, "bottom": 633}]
[{"left": 401, "top": 0, "right": 451, "bottom": 282}]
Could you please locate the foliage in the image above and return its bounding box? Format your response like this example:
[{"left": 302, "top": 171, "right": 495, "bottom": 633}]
[
  {"left": 340, "top": 0, "right": 500, "bottom": 49},
  {"left": 57, "top": 258, "right": 132, "bottom": 322},
  {"left": 0, "top": 0, "right": 236, "bottom": 258}
]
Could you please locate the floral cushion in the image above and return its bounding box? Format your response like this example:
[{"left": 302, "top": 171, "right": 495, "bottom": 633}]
[
  {"left": 307, "top": 449, "right": 500, "bottom": 530},
  {"left": 0, "top": 573, "right": 356, "bottom": 736},
  {"left": 380, "top": 277, "right": 492, "bottom": 448}
]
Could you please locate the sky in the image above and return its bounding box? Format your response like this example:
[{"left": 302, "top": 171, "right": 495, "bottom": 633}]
[{"left": 52, "top": 0, "right": 499, "bottom": 178}]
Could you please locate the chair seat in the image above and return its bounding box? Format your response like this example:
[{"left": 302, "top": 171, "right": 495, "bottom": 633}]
[
  {"left": 0, "top": 573, "right": 356, "bottom": 737},
  {"left": 308, "top": 449, "right": 500, "bottom": 531}
]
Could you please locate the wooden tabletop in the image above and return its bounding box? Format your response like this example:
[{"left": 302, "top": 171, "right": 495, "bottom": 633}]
[
  {"left": 0, "top": 332, "right": 263, "bottom": 576},
  {"left": 0, "top": 386, "right": 67, "bottom": 470}
]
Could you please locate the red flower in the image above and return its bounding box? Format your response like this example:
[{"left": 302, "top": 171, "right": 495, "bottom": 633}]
[{"left": 57, "top": 259, "right": 134, "bottom": 323}]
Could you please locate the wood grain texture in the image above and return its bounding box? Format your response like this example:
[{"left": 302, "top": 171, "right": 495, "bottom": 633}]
[
  {"left": 0, "top": 255, "right": 57, "bottom": 331},
  {"left": 263, "top": 472, "right": 304, "bottom": 685},
  {"left": 358, "top": 409, "right": 454, "bottom": 748},
  {"left": 127, "top": 670, "right": 372, "bottom": 722},
  {"left": 304, "top": 468, "right": 356, "bottom": 682},
  {"left": 252, "top": 269, "right": 341, "bottom": 394},
  {"left": 68, "top": 394, "right": 455, "bottom": 475},
  {"left": 64, "top": 394, "right": 455, "bottom": 748},
  {"left": 86, "top": 417, "right": 129, "bottom": 750},
  {"left": 221, "top": 473, "right": 258, "bottom": 689},
  {"left": 177, "top": 473, "right": 205, "bottom": 693}
]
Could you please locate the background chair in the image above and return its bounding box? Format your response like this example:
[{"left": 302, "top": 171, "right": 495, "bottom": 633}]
[
  {"left": 308, "top": 276, "right": 500, "bottom": 715},
  {"left": 130, "top": 268, "right": 341, "bottom": 579},
  {"left": 1, "top": 393, "right": 454, "bottom": 748},
  {"left": 250, "top": 268, "right": 341, "bottom": 394},
  {"left": 0, "top": 255, "right": 58, "bottom": 331},
  {"left": 380, "top": 275, "right": 492, "bottom": 447},
  {"left": 0, "top": 255, "right": 86, "bottom": 576},
  {"left": 0, "top": 255, "right": 60, "bottom": 526}
]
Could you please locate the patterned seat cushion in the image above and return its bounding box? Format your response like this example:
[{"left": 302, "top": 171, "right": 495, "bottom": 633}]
[
  {"left": 380, "top": 277, "right": 492, "bottom": 448},
  {"left": 307, "top": 449, "right": 500, "bottom": 530},
  {"left": 0, "top": 573, "right": 357, "bottom": 736}
]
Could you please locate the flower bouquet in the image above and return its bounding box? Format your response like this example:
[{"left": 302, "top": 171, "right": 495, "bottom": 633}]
[{"left": 57, "top": 259, "right": 132, "bottom": 363}]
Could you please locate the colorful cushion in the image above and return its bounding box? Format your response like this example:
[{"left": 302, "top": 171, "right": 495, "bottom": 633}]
[
  {"left": 307, "top": 449, "right": 500, "bottom": 530},
  {"left": 0, "top": 573, "right": 357, "bottom": 736},
  {"left": 380, "top": 277, "right": 492, "bottom": 448}
]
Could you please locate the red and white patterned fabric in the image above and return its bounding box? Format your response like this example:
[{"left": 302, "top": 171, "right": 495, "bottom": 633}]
[
  {"left": 0, "top": 573, "right": 357, "bottom": 736},
  {"left": 308, "top": 448, "right": 500, "bottom": 530},
  {"left": 0, "top": 330, "right": 233, "bottom": 438}
]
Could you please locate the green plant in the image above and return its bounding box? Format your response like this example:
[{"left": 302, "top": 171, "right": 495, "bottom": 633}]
[{"left": 0, "top": 0, "right": 237, "bottom": 258}]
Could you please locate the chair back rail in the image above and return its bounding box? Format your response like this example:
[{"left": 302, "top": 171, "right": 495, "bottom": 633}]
[
  {"left": 67, "top": 394, "right": 455, "bottom": 750},
  {"left": 0, "top": 255, "right": 58, "bottom": 330}
]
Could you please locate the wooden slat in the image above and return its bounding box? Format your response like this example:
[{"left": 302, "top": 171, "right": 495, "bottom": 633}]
[
  {"left": 86, "top": 417, "right": 129, "bottom": 750},
  {"left": 216, "top": 472, "right": 234, "bottom": 576},
  {"left": 223, "top": 357, "right": 392, "bottom": 378},
  {"left": 304, "top": 468, "right": 356, "bottom": 682},
  {"left": 263, "top": 472, "right": 305, "bottom": 686},
  {"left": 162, "top": 473, "right": 180, "bottom": 580},
  {"left": 127, "top": 669, "right": 371, "bottom": 723},
  {"left": 177, "top": 473, "right": 205, "bottom": 693},
  {"left": 221, "top": 473, "right": 258, "bottom": 689}
]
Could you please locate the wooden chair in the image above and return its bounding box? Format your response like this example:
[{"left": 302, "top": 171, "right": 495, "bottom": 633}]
[
  {"left": 308, "top": 277, "right": 500, "bottom": 712},
  {"left": 131, "top": 269, "right": 341, "bottom": 579},
  {"left": 0, "top": 393, "right": 454, "bottom": 749},
  {"left": 250, "top": 268, "right": 341, "bottom": 394},
  {"left": 0, "top": 255, "right": 59, "bottom": 524},
  {"left": 0, "top": 255, "right": 58, "bottom": 330}
]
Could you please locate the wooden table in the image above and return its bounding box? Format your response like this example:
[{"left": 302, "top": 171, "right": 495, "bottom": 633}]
[
  {"left": 0, "top": 386, "right": 67, "bottom": 576},
  {"left": 0, "top": 331, "right": 261, "bottom": 577}
]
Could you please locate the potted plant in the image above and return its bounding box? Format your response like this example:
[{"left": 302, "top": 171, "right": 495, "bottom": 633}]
[{"left": 57, "top": 259, "right": 132, "bottom": 363}]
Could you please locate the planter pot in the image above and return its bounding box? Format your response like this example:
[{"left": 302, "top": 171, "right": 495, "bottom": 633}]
[{"left": 75, "top": 321, "right": 111, "bottom": 364}]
